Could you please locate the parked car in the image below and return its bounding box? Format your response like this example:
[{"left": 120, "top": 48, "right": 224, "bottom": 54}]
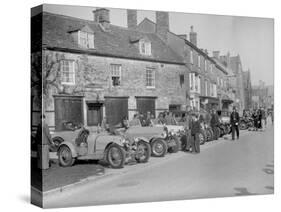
[
  {"left": 118, "top": 121, "right": 179, "bottom": 157},
  {"left": 54, "top": 122, "right": 151, "bottom": 169},
  {"left": 239, "top": 116, "right": 254, "bottom": 130}
]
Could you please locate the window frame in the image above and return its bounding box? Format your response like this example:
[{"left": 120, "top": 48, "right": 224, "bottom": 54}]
[
  {"left": 146, "top": 67, "right": 156, "bottom": 88},
  {"left": 139, "top": 40, "right": 152, "bottom": 56},
  {"left": 190, "top": 50, "right": 194, "bottom": 64},
  {"left": 198, "top": 55, "right": 201, "bottom": 68},
  {"left": 61, "top": 60, "right": 75, "bottom": 85},
  {"left": 78, "top": 30, "right": 95, "bottom": 49},
  {"left": 110, "top": 64, "right": 122, "bottom": 87}
]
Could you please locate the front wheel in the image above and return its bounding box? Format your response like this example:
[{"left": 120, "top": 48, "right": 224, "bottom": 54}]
[
  {"left": 58, "top": 145, "right": 75, "bottom": 167},
  {"left": 135, "top": 140, "right": 151, "bottom": 163},
  {"left": 206, "top": 128, "right": 213, "bottom": 141},
  {"left": 198, "top": 130, "right": 206, "bottom": 145},
  {"left": 106, "top": 144, "right": 126, "bottom": 169},
  {"left": 151, "top": 139, "right": 167, "bottom": 157},
  {"left": 240, "top": 121, "right": 247, "bottom": 130}
]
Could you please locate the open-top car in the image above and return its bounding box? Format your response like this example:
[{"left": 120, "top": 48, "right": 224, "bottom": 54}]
[
  {"left": 117, "top": 121, "right": 179, "bottom": 158},
  {"left": 53, "top": 122, "right": 151, "bottom": 169}
]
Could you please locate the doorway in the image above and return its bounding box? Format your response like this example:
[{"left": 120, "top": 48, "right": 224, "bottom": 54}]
[{"left": 86, "top": 102, "right": 103, "bottom": 126}]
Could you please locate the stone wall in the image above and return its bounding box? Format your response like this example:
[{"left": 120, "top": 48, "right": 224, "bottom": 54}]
[{"left": 39, "top": 50, "right": 188, "bottom": 129}]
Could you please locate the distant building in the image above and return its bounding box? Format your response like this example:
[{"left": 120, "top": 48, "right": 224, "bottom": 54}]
[
  {"left": 242, "top": 69, "right": 252, "bottom": 110},
  {"left": 252, "top": 80, "right": 273, "bottom": 109}
]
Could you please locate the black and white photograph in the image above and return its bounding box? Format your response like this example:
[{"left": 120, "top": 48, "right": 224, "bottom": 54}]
[{"left": 30, "top": 3, "right": 274, "bottom": 209}]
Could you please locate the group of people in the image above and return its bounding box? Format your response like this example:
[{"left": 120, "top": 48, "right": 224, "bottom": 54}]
[{"left": 243, "top": 107, "right": 273, "bottom": 131}]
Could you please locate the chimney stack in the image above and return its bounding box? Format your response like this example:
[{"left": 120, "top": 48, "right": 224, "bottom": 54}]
[
  {"left": 189, "top": 26, "right": 197, "bottom": 46},
  {"left": 127, "top": 9, "right": 137, "bottom": 29},
  {"left": 156, "top": 11, "right": 169, "bottom": 42},
  {"left": 213, "top": 50, "right": 220, "bottom": 59},
  {"left": 93, "top": 8, "right": 110, "bottom": 30}
]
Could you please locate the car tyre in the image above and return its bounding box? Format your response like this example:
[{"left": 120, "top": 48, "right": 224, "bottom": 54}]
[
  {"left": 151, "top": 139, "right": 167, "bottom": 157},
  {"left": 198, "top": 130, "right": 206, "bottom": 145},
  {"left": 58, "top": 145, "right": 75, "bottom": 167},
  {"left": 206, "top": 128, "right": 213, "bottom": 141},
  {"left": 240, "top": 121, "right": 247, "bottom": 130},
  {"left": 106, "top": 144, "right": 126, "bottom": 169},
  {"left": 135, "top": 140, "right": 151, "bottom": 163}
]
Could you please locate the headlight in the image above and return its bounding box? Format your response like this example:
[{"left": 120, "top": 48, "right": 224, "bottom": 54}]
[{"left": 161, "top": 131, "right": 167, "bottom": 138}]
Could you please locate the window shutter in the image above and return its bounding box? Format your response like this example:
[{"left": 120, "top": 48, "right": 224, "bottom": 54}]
[
  {"left": 88, "top": 33, "right": 94, "bottom": 48},
  {"left": 147, "top": 42, "right": 151, "bottom": 55}
]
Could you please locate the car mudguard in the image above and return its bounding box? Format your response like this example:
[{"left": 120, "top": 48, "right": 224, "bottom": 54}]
[
  {"left": 150, "top": 136, "right": 165, "bottom": 143},
  {"left": 136, "top": 136, "right": 150, "bottom": 143},
  {"left": 58, "top": 142, "right": 78, "bottom": 158}
]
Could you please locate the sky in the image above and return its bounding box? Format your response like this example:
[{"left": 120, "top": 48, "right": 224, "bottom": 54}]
[{"left": 40, "top": 4, "right": 274, "bottom": 86}]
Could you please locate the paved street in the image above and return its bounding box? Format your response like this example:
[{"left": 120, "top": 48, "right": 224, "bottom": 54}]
[{"left": 44, "top": 124, "right": 274, "bottom": 208}]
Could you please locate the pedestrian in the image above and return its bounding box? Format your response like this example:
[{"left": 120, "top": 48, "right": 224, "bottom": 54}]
[
  {"left": 144, "top": 111, "right": 153, "bottom": 126},
  {"left": 230, "top": 107, "right": 240, "bottom": 140},
  {"left": 210, "top": 109, "right": 219, "bottom": 140},
  {"left": 139, "top": 113, "right": 145, "bottom": 126},
  {"left": 271, "top": 110, "right": 274, "bottom": 124},
  {"left": 129, "top": 113, "right": 141, "bottom": 126},
  {"left": 252, "top": 110, "right": 258, "bottom": 131},
  {"left": 261, "top": 108, "right": 267, "bottom": 129},
  {"left": 190, "top": 114, "right": 201, "bottom": 153},
  {"left": 35, "top": 114, "right": 54, "bottom": 169},
  {"left": 158, "top": 112, "right": 166, "bottom": 125}
]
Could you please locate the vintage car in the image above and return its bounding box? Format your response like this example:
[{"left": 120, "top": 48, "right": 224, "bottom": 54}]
[
  {"left": 117, "top": 121, "right": 179, "bottom": 158},
  {"left": 53, "top": 122, "right": 151, "bottom": 169}
]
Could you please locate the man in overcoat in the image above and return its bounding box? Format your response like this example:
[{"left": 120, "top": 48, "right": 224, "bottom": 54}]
[{"left": 230, "top": 107, "right": 240, "bottom": 140}]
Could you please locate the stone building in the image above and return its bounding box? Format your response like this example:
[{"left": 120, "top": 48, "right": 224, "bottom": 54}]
[
  {"left": 242, "top": 69, "right": 252, "bottom": 110},
  {"left": 138, "top": 19, "right": 229, "bottom": 112},
  {"left": 31, "top": 8, "right": 188, "bottom": 131}
]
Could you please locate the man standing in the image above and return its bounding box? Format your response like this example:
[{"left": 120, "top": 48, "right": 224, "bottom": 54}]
[
  {"left": 190, "top": 114, "right": 201, "bottom": 153},
  {"left": 230, "top": 107, "right": 240, "bottom": 140},
  {"left": 261, "top": 108, "right": 267, "bottom": 129},
  {"left": 36, "top": 114, "right": 53, "bottom": 169},
  {"left": 210, "top": 109, "right": 219, "bottom": 140}
]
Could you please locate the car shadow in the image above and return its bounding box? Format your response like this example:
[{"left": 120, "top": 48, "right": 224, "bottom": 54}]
[
  {"left": 234, "top": 187, "right": 257, "bottom": 196},
  {"left": 265, "top": 186, "right": 274, "bottom": 191},
  {"left": 262, "top": 163, "right": 274, "bottom": 175}
]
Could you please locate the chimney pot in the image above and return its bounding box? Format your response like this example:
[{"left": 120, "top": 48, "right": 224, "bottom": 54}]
[
  {"left": 189, "top": 25, "right": 197, "bottom": 46},
  {"left": 213, "top": 51, "right": 220, "bottom": 59}
]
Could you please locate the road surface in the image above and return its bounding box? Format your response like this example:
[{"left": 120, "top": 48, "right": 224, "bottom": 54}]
[{"left": 44, "top": 125, "right": 274, "bottom": 208}]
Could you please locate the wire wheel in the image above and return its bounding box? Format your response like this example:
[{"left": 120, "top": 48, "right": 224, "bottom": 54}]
[
  {"left": 58, "top": 145, "right": 75, "bottom": 167},
  {"left": 106, "top": 144, "right": 126, "bottom": 169}
]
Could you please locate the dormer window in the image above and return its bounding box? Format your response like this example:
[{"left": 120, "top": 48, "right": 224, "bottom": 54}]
[
  {"left": 139, "top": 40, "right": 151, "bottom": 56},
  {"left": 78, "top": 31, "right": 94, "bottom": 49}
]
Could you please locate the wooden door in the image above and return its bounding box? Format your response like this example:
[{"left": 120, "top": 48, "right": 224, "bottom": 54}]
[
  {"left": 105, "top": 97, "right": 128, "bottom": 126},
  {"left": 87, "top": 103, "right": 103, "bottom": 126},
  {"left": 54, "top": 96, "right": 83, "bottom": 131},
  {"left": 136, "top": 97, "right": 156, "bottom": 118}
]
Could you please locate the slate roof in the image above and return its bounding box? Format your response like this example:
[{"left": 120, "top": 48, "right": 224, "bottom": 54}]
[{"left": 39, "top": 12, "right": 184, "bottom": 64}]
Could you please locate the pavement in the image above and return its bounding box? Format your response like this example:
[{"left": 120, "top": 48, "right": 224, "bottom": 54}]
[{"left": 43, "top": 125, "right": 274, "bottom": 208}]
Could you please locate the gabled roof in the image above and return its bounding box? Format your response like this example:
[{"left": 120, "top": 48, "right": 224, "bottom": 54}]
[{"left": 35, "top": 12, "right": 184, "bottom": 65}]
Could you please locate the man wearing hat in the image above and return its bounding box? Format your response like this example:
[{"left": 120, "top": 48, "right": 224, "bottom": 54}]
[{"left": 230, "top": 107, "right": 240, "bottom": 140}]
